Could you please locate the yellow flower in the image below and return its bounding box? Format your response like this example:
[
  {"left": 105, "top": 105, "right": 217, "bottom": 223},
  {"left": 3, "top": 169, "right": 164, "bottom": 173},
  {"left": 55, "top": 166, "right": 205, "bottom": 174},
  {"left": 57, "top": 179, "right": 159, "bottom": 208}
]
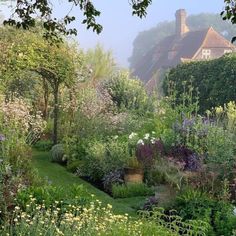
[{"left": 215, "top": 106, "right": 223, "bottom": 114}]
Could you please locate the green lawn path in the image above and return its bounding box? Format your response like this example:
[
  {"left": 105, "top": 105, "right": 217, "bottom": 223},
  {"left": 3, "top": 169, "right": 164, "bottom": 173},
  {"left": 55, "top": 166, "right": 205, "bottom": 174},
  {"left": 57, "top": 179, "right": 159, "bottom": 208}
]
[{"left": 32, "top": 151, "right": 146, "bottom": 217}]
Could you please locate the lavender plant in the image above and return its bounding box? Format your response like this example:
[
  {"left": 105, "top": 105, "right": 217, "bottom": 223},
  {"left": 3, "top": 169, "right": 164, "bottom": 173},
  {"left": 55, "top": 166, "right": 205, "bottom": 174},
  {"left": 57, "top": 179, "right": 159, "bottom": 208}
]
[{"left": 102, "top": 169, "right": 124, "bottom": 193}]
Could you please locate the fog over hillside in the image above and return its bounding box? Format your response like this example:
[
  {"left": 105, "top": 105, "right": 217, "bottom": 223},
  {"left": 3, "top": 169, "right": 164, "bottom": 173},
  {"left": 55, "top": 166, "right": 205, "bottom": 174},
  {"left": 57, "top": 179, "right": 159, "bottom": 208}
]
[{"left": 0, "top": 1, "right": 225, "bottom": 67}]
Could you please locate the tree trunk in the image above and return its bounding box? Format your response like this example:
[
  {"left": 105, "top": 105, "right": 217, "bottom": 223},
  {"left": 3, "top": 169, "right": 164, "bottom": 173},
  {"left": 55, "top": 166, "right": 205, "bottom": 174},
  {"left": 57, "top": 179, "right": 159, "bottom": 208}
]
[
  {"left": 53, "top": 84, "right": 59, "bottom": 145},
  {"left": 42, "top": 78, "right": 49, "bottom": 119}
]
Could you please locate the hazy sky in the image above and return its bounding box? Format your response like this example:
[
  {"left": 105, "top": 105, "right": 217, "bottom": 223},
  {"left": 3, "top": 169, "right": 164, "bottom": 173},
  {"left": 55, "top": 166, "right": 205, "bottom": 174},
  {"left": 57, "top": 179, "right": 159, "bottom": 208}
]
[{"left": 0, "top": 1, "right": 227, "bottom": 67}]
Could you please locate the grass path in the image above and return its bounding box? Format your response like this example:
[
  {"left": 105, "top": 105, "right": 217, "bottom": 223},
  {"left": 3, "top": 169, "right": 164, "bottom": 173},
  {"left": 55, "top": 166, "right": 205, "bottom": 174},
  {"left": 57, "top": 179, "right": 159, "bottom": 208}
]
[{"left": 32, "top": 151, "right": 146, "bottom": 216}]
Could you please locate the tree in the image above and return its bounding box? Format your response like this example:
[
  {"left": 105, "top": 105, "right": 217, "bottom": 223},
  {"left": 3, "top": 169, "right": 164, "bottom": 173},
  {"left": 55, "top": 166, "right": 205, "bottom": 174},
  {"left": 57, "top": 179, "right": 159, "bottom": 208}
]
[
  {"left": 221, "top": 0, "right": 236, "bottom": 42},
  {"left": 84, "top": 44, "right": 116, "bottom": 85},
  {"left": 1, "top": 0, "right": 152, "bottom": 41},
  {"left": 1, "top": 0, "right": 236, "bottom": 42},
  {"left": 0, "top": 26, "right": 82, "bottom": 144}
]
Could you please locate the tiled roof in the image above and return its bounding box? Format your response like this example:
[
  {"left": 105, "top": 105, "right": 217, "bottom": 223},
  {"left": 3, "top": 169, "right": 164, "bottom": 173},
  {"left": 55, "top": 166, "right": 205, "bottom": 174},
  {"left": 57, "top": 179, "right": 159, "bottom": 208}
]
[{"left": 133, "top": 27, "right": 236, "bottom": 82}]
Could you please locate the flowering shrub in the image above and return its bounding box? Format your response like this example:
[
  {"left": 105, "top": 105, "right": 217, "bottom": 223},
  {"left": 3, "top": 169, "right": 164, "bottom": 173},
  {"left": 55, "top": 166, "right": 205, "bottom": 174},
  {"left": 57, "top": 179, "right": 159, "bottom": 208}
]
[
  {"left": 0, "top": 97, "right": 45, "bottom": 160},
  {"left": 0, "top": 97, "right": 43, "bottom": 219},
  {"left": 173, "top": 116, "right": 209, "bottom": 156},
  {"left": 133, "top": 133, "right": 164, "bottom": 168},
  {"left": 0, "top": 97, "right": 45, "bottom": 137},
  {"left": 102, "top": 169, "right": 124, "bottom": 193},
  {"left": 1, "top": 197, "right": 207, "bottom": 236},
  {"left": 169, "top": 145, "right": 201, "bottom": 172},
  {"left": 141, "top": 196, "right": 159, "bottom": 211}
]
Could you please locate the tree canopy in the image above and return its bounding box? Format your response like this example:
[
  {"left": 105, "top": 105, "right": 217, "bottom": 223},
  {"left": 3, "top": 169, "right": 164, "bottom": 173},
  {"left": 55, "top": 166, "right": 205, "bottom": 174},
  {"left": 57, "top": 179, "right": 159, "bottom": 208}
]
[
  {"left": 221, "top": 0, "right": 236, "bottom": 42},
  {"left": 1, "top": 0, "right": 152, "bottom": 41},
  {"left": 0, "top": 0, "right": 236, "bottom": 44},
  {"left": 0, "top": 26, "right": 82, "bottom": 144}
]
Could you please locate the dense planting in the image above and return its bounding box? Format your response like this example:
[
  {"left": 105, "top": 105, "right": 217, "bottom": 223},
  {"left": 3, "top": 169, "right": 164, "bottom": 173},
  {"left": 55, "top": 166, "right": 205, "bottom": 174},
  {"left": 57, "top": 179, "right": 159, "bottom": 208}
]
[{"left": 0, "top": 25, "right": 236, "bottom": 235}]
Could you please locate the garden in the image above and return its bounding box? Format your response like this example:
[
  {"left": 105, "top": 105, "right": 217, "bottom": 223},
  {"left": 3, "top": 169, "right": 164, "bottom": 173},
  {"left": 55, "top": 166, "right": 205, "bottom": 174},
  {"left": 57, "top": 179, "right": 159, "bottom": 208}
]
[{"left": 0, "top": 25, "right": 236, "bottom": 236}]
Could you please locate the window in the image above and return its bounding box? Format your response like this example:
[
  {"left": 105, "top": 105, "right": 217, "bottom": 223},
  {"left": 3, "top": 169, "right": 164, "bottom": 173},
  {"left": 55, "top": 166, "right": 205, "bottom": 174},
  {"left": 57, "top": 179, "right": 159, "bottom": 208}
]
[
  {"left": 224, "top": 49, "right": 232, "bottom": 54},
  {"left": 202, "top": 49, "right": 211, "bottom": 59}
]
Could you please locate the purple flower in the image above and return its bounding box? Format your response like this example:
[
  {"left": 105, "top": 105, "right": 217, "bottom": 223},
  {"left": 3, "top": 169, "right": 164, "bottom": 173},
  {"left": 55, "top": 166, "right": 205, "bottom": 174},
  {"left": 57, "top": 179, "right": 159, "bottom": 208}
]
[
  {"left": 182, "top": 118, "right": 195, "bottom": 129},
  {"left": 136, "top": 139, "right": 164, "bottom": 168},
  {"left": 0, "top": 134, "right": 5, "bottom": 141}
]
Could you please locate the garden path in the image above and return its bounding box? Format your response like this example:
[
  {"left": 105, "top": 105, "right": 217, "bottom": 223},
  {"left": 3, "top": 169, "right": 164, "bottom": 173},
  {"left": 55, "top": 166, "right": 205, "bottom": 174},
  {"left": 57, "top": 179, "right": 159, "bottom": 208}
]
[{"left": 32, "top": 150, "right": 146, "bottom": 216}]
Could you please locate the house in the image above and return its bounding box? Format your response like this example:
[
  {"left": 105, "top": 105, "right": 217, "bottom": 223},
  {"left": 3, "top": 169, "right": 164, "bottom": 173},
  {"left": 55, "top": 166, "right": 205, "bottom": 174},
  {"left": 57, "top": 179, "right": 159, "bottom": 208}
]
[{"left": 133, "top": 9, "right": 236, "bottom": 85}]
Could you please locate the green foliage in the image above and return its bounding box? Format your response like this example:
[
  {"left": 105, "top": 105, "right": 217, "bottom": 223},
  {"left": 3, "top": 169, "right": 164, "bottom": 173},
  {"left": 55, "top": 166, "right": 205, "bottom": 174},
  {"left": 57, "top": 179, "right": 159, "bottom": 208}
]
[
  {"left": 206, "top": 125, "right": 235, "bottom": 167},
  {"left": 112, "top": 183, "right": 154, "bottom": 198},
  {"left": 221, "top": 0, "right": 236, "bottom": 42},
  {"left": 84, "top": 44, "right": 115, "bottom": 83},
  {"left": 145, "top": 159, "right": 184, "bottom": 189},
  {"left": 0, "top": 198, "right": 196, "bottom": 236},
  {"left": 104, "top": 138, "right": 129, "bottom": 172},
  {"left": 3, "top": 1, "right": 152, "bottom": 42},
  {"left": 33, "top": 140, "right": 53, "bottom": 151},
  {"left": 66, "top": 159, "right": 83, "bottom": 173},
  {"left": 103, "top": 71, "right": 153, "bottom": 113},
  {"left": 126, "top": 157, "right": 143, "bottom": 169},
  {"left": 175, "top": 188, "right": 236, "bottom": 236},
  {"left": 139, "top": 207, "right": 209, "bottom": 236},
  {"left": 80, "top": 140, "right": 106, "bottom": 180},
  {"left": 50, "top": 144, "right": 66, "bottom": 163},
  {"left": 78, "top": 138, "right": 129, "bottom": 181},
  {"left": 16, "top": 184, "right": 90, "bottom": 210},
  {"left": 163, "top": 54, "right": 236, "bottom": 113}
]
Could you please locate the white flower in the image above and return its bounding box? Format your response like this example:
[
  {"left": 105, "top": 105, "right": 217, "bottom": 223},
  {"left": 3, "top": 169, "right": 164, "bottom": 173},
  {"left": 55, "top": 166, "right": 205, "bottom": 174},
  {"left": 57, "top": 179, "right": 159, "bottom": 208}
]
[
  {"left": 143, "top": 133, "right": 150, "bottom": 140},
  {"left": 150, "top": 138, "right": 156, "bottom": 144},
  {"left": 113, "top": 135, "right": 118, "bottom": 140},
  {"left": 129, "top": 132, "right": 137, "bottom": 139},
  {"left": 233, "top": 207, "right": 236, "bottom": 215},
  {"left": 137, "top": 139, "right": 144, "bottom": 145},
  {"left": 152, "top": 131, "right": 156, "bottom": 134}
]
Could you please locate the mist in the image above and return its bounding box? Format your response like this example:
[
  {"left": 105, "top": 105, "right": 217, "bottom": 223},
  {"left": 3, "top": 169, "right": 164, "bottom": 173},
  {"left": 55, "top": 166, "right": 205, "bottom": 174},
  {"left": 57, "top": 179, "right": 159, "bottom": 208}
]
[{"left": 0, "top": 1, "right": 225, "bottom": 67}]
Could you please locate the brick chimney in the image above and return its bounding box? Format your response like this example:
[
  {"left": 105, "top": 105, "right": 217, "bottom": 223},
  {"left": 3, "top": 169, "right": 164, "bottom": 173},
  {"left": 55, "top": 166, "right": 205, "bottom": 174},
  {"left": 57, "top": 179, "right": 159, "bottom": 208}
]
[{"left": 175, "top": 9, "right": 189, "bottom": 37}]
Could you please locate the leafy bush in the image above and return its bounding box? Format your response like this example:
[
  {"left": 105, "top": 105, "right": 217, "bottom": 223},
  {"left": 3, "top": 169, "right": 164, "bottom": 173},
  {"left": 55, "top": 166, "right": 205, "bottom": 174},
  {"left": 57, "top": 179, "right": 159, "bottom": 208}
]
[
  {"left": 103, "top": 71, "right": 153, "bottom": 113},
  {"left": 102, "top": 170, "right": 124, "bottom": 193},
  {"left": 78, "top": 139, "right": 129, "bottom": 181},
  {"left": 174, "top": 188, "right": 236, "bottom": 236},
  {"left": 206, "top": 126, "right": 235, "bottom": 166},
  {"left": 169, "top": 145, "right": 201, "bottom": 171},
  {"left": 145, "top": 159, "right": 184, "bottom": 189},
  {"left": 50, "top": 144, "right": 66, "bottom": 163},
  {"left": 137, "top": 140, "right": 164, "bottom": 166},
  {"left": 0, "top": 199, "right": 204, "bottom": 236},
  {"left": 16, "top": 184, "right": 90, "bottom": 210},
  {"left": 103, "top": 138, "right": 129, "bottom": 173},
  {"left": 141, "top": 196, "right": 159, "bottom": 211},
  {"left": 112, "top": 183, "right": 154, "bottom": 198},
  {"left": 78, "top": 140, "right": 106, "bottom": 181},
  {"left": 163, "top": 54, "right": 236, "bottom": 113},
  {"left": 66, "top": 159, "right": 83, "bottom": 173},
  {"left": 139, "top": 207, "right": 209, "bottom": 236}
]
